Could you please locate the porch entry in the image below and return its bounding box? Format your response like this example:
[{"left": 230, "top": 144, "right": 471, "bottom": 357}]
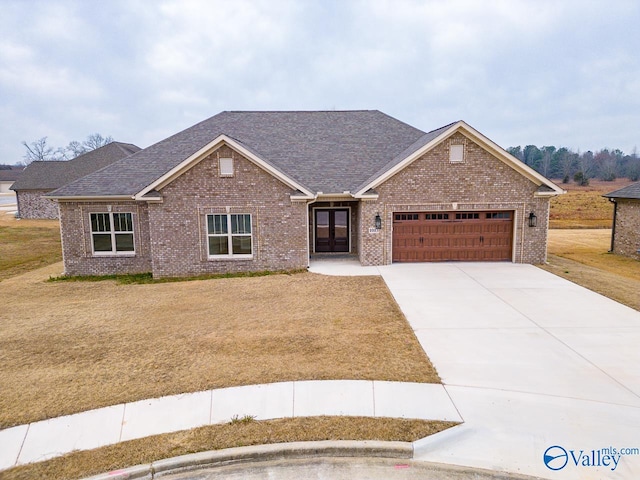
[{"left": 315, "top": 209, "right": 349, "bottom": 253}]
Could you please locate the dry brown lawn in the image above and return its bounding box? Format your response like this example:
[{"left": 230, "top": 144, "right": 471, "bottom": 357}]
[
  {"left": 541, "top": 229, "right": 640, "bottom": 310},
  {"left": 2, "top": 417, "right": 457, "bottom": 480},
  {"left": 0, "top": 214, "right": 61, "bottom": 280},
  {"left": 549, "top": 178, "right": 634, "bottom": 229},
  {"left": 0, "top": 263, "right": 438, "bottom": 429}
]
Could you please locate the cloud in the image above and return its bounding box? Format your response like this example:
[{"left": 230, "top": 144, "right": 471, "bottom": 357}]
[{"left": 0, "top": 0, "right": 638, "bottom": 163}]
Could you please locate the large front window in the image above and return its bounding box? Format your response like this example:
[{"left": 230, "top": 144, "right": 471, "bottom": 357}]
[
  {"left": 90, "top": 212, "right": 135, "bottom": 255},
  {"left": 207, "top": 213, "right": 253, "bottom": 258}
]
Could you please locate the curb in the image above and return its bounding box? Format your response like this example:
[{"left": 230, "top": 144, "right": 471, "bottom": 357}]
[{"left": 82, "top": 440, "right": 413, "bottom": 480}]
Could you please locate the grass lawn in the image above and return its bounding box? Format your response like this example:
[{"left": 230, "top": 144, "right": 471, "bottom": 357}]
[
  {"left": 0, "top": 214, "right": 61, "bottom": 280},
  {"left": 549, "top": 178, "right": 634, "bottom": 229},
  {"left": 0, "top": 263, "right": 438, "bottom": 429},
  {"left": 541, "top": 229, "right": 640, "bottom": 310},
  {"left": 2, "top": 417, "right": 457, "bottom": 480}
]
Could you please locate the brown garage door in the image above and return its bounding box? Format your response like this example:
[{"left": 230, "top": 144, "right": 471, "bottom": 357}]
[{"left": 392, "top": 211, "right": 513, "bottom": 262}]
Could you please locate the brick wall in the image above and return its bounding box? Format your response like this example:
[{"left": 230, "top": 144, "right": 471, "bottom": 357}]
[
  {"left": 16, "top": 190, "right": 59, "bottom": 219},
  {"left": 58, "top": 201, "right": 152, "bottom": 276},
  {"left": 613, "top": 199, "right": 640, "bottom": 259},
  {"left": 359, "top": 132, "right": 552, "bottom": 265},
  {"left": 148, "top": 145, "right": 308, "bottom": 278}
]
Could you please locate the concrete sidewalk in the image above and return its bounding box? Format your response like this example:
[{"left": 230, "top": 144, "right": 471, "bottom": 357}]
[{"left": 0, "top": 380, "right": 460, "bottom": 470}]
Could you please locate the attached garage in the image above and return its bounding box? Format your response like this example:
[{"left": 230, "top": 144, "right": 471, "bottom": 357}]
[{"left": 392, "top": 211, "right": 514, "bottom": 262}]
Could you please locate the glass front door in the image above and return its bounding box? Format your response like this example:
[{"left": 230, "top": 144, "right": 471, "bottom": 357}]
[{"left": 315, "top": 209, "right": 349, "bottom": 253}]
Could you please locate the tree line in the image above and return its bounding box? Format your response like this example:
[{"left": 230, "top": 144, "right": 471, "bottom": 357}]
[
  {"left": 20, "top": 134, "right": 113, "bottom": 164},
  {"left": 507, "top": 145, "right": 640, "bottom": 185}
]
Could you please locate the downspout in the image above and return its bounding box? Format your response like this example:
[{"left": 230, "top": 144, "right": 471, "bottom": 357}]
[
  {"left": 609, "top": 198, "right": 617, "bottom": 253},
  {"left": 305, "top": 196, "right": 318, "bottom": 267}
]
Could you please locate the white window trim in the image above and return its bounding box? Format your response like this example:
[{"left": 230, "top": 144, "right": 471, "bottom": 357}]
[
  {"left": 207, "top": 213, "right": 253, "bottom": 260},
  {"left": 219, "top": 157, "right": 234, "bottom": 177},
  {"left": 90, "top": 212, "right": 136, "bottom": 256}
]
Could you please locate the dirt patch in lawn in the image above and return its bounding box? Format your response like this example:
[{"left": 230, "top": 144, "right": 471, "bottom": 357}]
[
  {"left": 0, "top": 215, "right": 61, "bottom": 280},
  {"left": 549, "top": 178, "right": 634, "bottom": 229},
  {"left": 0, "top": 264, "right": 438, "bottom": 428},
  {"left": 541, "top": 229, "right": 640, "bottom": 310},
  {"left": 2, "top": 417, "right": 457, "bottom": 480}
]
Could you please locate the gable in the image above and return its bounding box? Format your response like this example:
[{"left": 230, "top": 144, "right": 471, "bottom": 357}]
[
  {"left": 355, "top": 121, "right": 563, "bottom": 198},
  {"left": 376, "top": 132, "right": 542, "bottom": 203},
  {"left": 136, "top": 136, "right": 314, "bottom": 201}
]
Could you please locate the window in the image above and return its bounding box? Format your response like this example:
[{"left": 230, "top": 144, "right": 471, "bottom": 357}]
[
  {"left": 450, "top": 144, "right": 464, "bottom": 163},
  {"left": 486, "top": 212, "right": 511, "bottom": 219},
  {"left": 207, "top": 213, "right": 252, "bottom": 258},
  {"left": 425, "top": 213, "right": 449, "bottom": 220},
  {"left": 455, "top": 212, "right": 480, "bottom": 220},
  {"left": 394, "top": 213, "right": 419, "bottom": 221},
  {"left": 90, "top": 212, "right": 135, "bottom": 255},
  {"left": 219, "top": 157, "right": 234, "bottom": 176}
]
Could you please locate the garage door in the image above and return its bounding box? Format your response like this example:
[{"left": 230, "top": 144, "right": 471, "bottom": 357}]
[{"left": 392, "top": 211, "right": 513, "bottom": 262}]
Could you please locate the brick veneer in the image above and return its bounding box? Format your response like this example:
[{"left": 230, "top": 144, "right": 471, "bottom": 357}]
[
  {"left": 612, "top": 199, "right": 640, "bottom": 259},
  {"left": 358, "top": 133, "right": 551, "bottom": 265},
  {"left": 16, "top": 190, "right": 59, "bottom": 219},
  {"left": 57, "top": 134, "right": 555, "bottom": 277},
  {"left": 58, "top": 201, "right": 152, "bottom": 276},
  {"left": 147, "top": 146, "right": 308, "bottom": 278}
]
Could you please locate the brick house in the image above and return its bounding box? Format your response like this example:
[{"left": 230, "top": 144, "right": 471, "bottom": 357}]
[
  {"left": 47, "top": 111, "right": 563, "bottom": 278},
  {"left": 11, "top": 142, "right": 140, "bottom": 219},
  {"left": 603, "top": 182, "right": 640, "bottom": 259},
  {"left": 0, "top": 166, "right": 24, "bottom": 193}
]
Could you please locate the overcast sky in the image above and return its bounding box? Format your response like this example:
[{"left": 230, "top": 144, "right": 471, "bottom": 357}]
[{"left": 1, "top": 0, "right": 639, "bottom": 164}]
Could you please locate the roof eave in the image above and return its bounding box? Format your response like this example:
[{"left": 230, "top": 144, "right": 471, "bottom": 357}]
[
  {"left": 44, "top": 195, "right": 135, "bottom": 202},
  {"left": 354, "top": 121, "right": 565, "bottom": 197},
  {"left": 134, "top": 134, "right": 315, "bottom": 201}
]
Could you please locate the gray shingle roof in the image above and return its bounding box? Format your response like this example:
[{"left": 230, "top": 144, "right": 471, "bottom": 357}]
[
  {"left": 10, "top": 142, "right": 140, "bottom": 191},
  {"left": 0, "top": 167, "right": 24, "bottom": 182},
  {"left": 603, "top": 181, "right": 640, "bottom": 200},
  {"left": 50, "top": 111, "right": 428, "bottom": 197}
]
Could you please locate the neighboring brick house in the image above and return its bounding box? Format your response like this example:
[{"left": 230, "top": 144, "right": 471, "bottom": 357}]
[
  {"left": 47, "top": 111, "right": 564, "bottom": 278},
  {"left": 10, "top": 142, "right": 140, "bottom": 219},
  {"left": 0, "top": 166, "right": 23, "bottom": 193},
  {"left": 603, "top": 182, "right": 640, "bottom": 259}
]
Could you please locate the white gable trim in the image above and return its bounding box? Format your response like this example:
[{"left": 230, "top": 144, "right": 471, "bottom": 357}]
[
  {"left": 134, "top": 134, "right": 315, "bottom": 201},
  {"left": 354, "top": 121, "right": 564, "bottom": 197}
]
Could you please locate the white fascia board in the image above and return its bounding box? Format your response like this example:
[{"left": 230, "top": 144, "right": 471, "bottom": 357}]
[
  {"left": 352, "top": 192, "right": 379, "bottom": 200},
  {"left": 134, "top": 134, "right": 315, "bottom": 200},
  {"left": 316, "top": 193, "right": 354, "bottom": 201},
  {"left": 534, "top": 190, "right": 564, "bottom": 197},
  {"left": 354, "top": 121, "right": 565, "bottom": 197}
]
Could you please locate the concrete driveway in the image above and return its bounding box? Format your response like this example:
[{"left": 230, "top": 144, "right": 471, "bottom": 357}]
[{"left": 378, "top": 263, "right": 640, "bottom": 480}]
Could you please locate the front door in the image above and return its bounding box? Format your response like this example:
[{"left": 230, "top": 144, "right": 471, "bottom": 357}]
[{"left": 315, "top": 209, "right": 349, "bottom": 253}]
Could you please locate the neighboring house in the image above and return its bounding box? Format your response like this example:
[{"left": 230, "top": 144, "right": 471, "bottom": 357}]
[
  {"left": 46, "top": 111, "right": 564, "bottom": 278},
  {"left": 0, "top": 166, "right": 24, "bottom": 193},
  {"left": 10, "top": 142, "right": 140, "bottom": 219},
  {"left": 603, "top": 181, "right": 640, "bottom": 259}
]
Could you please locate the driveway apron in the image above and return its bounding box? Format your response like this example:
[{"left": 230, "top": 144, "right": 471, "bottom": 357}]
[{"left": 379, "top": 263, "right": 640, "bottom": 480}]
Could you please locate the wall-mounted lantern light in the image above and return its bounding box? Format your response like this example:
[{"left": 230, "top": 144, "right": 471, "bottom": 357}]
[
  {"left": 528, "top": 211, "right": 537, "bottom": 228},
  {"left": 374, "top": 212, "right": 382, "bottom": 230}
]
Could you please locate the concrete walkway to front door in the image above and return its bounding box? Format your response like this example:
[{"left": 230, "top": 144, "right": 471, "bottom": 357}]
[{"left": 310, "top": 260, "right": 640, "bottom": 479}]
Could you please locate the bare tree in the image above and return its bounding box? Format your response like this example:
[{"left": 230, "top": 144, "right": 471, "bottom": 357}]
[
  {"left": 21, "top": 137, "right": 63, "bottom": 164},
  {"left": 82, "top": 133, "right": 113, "bottom": 151},
  {"left": 62, "top": 140, "right": 87, "bottom": 159}
]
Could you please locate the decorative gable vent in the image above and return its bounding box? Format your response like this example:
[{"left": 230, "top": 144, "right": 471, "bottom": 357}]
[{"left": 449, "top": 138, "right": 466, "bottom": 163}]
